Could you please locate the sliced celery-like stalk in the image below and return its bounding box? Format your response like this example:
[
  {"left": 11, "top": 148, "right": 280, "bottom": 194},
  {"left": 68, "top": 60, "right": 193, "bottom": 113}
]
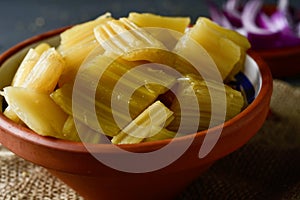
[
  {"left": 128, "top": 12, "right": 190, "bottom": 33},
  {"left": 34, "top": 43, "right": 51, "bottom": 54},
  {"left": 2, "top": 87, "right": 68, "bottom": 138},
  {"left": 194, "top": 18, "right": 250, "bottom": 82},
  {"left": 52, "top": 55, "right": 177, "bottom": 137},
  {"left": 6, "top": 43, "right": 51, "bottom": 123},
  {"left": 62, "top": 115, "right": 81, "bottom": 142},
  {"left": 58, "top": 12, "right": 112, "bottom": 86},
  {"left": 178, "top": 17, "right": 242, "bottom": 81},
  {"left": 51, "top": 83, "right": 73, "bottom": 115},
  {"left": 12, "top": 43, "right": 50, "bottom": 86},
  {"left": 62, "top": 115, "right": 102, "bottom": 143},
  {"left": 195, "top": 17, "right": 251, "bottom": 49},
  {"left": 111, "top": 101, "right": 174, "bottom": 144},
  {"left": 21, "top": 48, "right": 65, "bottom": 93},
  {"left": 94, "top": 18, "right": 169, "bottom": 62},
  {"left": 4, "top": 47, "right": 64, "bottom": 123},
  {"left": 95, "top": 17, "right": 204, "bottom": 78},
  {"left": 167, "top": 74, "right": 244, "bottom": 133},
  {"left": 52, "top": 82, "right": 127, "bottom": 137}
]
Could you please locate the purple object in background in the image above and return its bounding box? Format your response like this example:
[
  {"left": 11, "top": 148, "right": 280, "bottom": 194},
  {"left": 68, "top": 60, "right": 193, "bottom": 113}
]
[{"left": 207, "top": 0, "right": 300, "bottom": 50}]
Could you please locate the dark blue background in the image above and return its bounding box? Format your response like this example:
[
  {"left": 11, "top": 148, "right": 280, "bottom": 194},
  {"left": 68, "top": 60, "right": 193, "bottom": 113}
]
[{"left": 1, "top": 0, "right": 299, "bottom": 53}]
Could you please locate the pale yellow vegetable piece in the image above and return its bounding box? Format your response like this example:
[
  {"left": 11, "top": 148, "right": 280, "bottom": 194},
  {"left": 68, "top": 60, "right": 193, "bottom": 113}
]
[
  {"left": 34, "top": 43, "right": 52, "bottom": 54},
  {"left": 55, "top": 55, "right": 177, "bottom": 137},
  {"left": 51, "top": 82, "right": 128, "bottom": 137},
  {"left": 173, "top": 32, "right": 220, "bottom": 81},
  {"left": 12, "top": 43, "right": 51, "bottom": 86},
  {"left": 1, "top": 87, "right": 68, "bottom": 139},
  {"left": 62, "top": 115, "right": 81, "bottom": 142},
  {"left": 22, "top": 47, "right": 65, "bottom": 93},
  {"left": 3, "top": 106, "right": 22, "bottom": 123},
  {"left": 111, "top": 101, "right": 174, "bottom": 144},
  {"left": 196, "top": 17, "right": 251, "bottom": 49},
  {"left": 94, "top": 17, "right": 199, "bottom": 76},
  {"left": 182, "top": 17, "right": 243, "bottom": 80},
  {"left": 128, "top": 12, "right": 190, "bottom": 33},
  {"left": 50, "top": 83, "right": 73, "bottom": 115},
  {"left": 226, "top": 50, "right": 247, "bottom": 81},
  {"left": 167, "top": 74, "right": 245, "bottom": 133},
  {"left": 94, "top": 17, "right": 169, "bottom": 62},
  {"left": 58, "top": 12, "right": 112, "bottom": 86},
  {"left": 195, "top": 17, "right": 251, "bottom": 81},
  {"left": 62, "top": 115, "right": 102, "bottom": 143},
  {"left": 4, "top": 46, "right": 64, "bottom": 123}
]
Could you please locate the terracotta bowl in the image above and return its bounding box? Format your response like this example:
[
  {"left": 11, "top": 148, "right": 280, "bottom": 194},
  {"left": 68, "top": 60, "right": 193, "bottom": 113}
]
[
  {"left": 255, "top": 45, "right": 300, "bottom": 78},
  {"left": 0, "top": 27, "right": 273, "bottom": 200}
]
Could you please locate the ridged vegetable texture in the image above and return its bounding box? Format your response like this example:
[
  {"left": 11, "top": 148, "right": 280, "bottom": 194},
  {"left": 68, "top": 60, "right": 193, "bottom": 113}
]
[{"left": 1, "top": 12, "right": 251, "bottom": 143}]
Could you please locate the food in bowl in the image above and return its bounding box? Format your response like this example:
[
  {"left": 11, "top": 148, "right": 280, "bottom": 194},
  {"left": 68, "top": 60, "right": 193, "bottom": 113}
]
[
  {"left": 1, "top": 12, "right": 252, "bottom": 145},
  {"left": 0, "top": 12, "right": 272, "bottom": 200}
]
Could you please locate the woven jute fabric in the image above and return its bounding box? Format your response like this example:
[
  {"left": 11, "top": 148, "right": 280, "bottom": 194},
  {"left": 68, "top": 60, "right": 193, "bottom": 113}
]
[{"left": 1, "top": 79, "right": 299, "bottom": 200}]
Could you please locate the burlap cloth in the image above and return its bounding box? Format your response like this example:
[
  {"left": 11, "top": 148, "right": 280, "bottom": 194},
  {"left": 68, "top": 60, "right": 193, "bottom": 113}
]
[{"left": 0, "top": 79, "right": 299, "bottom": 200}]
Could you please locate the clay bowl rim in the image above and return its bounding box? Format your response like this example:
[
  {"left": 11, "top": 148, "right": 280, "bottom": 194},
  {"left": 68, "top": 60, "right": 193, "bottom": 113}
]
[
  {"left": 255, "top": 43, "right": 300, "bottom": 58},
  {"left": 0, "top": 26, "right": 273, "bottom": 154}
]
